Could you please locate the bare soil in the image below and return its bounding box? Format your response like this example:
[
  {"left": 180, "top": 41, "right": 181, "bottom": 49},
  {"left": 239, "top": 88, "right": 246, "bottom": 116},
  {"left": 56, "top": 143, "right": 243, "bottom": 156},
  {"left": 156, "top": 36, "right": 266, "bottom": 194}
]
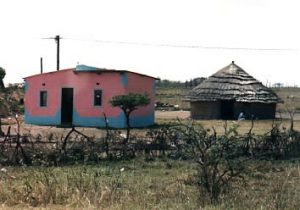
[
  {"left": 155, "top": 110, "right": 190, "bottom": 120},
  {"left": 1, "top": 111, "right": 300, "bottom": 138}
]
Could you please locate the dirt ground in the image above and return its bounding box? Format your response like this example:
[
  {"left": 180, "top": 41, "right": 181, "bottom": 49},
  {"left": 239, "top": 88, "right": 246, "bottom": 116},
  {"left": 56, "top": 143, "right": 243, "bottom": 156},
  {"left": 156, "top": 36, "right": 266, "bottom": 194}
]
[
  {"left": 155, "top": 110, "right": 300, "bottom": 120},
  {"left": 1, "top": 112, "right": 191, "bottom": 137},
  {"left": 1, "top": 111, "right": 300, "bottom": 137},
  {"left": 1, "top": 119, "right": 108, "bottom": 139},
  {"left": 155, "top": 110, "right": 190, "bottom": 120}
]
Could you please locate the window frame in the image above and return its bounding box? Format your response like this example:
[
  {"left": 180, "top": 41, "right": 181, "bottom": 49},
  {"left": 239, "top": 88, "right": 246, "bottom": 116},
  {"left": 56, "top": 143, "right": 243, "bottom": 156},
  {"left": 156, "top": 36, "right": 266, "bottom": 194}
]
[
  {"left": 39, "top": 90, "right": 48, "bottom": 107},
  {"left": 93, "top": 89, "right": 102, "bottom": 106}
]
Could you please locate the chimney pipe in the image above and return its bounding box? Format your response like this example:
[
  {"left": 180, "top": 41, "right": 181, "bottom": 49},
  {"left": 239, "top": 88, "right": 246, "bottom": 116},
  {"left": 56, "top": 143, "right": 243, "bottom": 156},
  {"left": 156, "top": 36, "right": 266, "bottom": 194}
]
[
  {"left": 40, "top": 57, "right": 43, "bottom": 74},
  {"left": 232, "top": 61, "right": 235, "bottom": 64}
]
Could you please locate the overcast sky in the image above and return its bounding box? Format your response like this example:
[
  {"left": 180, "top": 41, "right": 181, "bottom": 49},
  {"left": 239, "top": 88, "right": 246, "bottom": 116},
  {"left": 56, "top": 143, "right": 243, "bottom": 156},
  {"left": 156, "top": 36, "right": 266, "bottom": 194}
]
[{"left": 1, "top": 0, "right": 299, "bottom": 86}]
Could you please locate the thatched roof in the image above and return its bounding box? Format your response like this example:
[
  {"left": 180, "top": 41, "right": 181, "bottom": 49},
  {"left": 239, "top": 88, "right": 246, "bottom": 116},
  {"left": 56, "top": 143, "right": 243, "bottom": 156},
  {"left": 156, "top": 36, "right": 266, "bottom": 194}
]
[{"left": 185, "top": 61, "right": 283, "bottom": 104}]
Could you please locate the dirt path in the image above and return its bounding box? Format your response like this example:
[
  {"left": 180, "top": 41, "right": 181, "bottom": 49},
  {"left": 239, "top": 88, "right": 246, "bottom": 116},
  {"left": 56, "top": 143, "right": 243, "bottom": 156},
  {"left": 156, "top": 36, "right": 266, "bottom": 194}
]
[{"left": 155, "top": 110, "right": 190, "bottom": 120}]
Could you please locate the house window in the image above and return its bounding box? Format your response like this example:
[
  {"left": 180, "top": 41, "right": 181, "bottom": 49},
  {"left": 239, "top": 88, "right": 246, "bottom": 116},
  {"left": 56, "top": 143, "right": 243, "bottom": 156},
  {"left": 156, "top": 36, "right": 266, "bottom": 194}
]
[
  {"left": 94, "top": 90, "right": 102, "bottom": 106},
  {"left": 40, "top": 91, "right": 47, "bottom": 107}
]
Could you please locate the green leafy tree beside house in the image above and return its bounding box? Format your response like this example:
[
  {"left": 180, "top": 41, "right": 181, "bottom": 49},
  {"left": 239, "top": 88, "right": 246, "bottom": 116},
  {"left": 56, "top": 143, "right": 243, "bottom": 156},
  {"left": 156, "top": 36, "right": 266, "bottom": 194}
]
[{"left": 110, "top": 93, "right": 150, "bottom": 146}]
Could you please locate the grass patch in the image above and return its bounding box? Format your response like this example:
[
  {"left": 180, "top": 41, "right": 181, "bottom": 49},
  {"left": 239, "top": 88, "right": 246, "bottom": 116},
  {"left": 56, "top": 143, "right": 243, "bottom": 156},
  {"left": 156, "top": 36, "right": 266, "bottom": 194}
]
[
  {"left": 0, "top": 159, "right": 300, "bottom": 209},
  {"left": 0, "top": 159, "right": 198, "bottom": 210}
]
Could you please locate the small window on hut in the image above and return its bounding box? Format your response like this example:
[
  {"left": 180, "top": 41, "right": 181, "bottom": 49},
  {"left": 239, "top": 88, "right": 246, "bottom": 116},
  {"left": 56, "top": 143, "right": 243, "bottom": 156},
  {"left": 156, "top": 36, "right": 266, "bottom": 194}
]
[
  {"left": 94, "top": 90, "right": 102, "bottom": 106},
  {"left": 40, "top": 91, "right": 47, "bottom": 107}
]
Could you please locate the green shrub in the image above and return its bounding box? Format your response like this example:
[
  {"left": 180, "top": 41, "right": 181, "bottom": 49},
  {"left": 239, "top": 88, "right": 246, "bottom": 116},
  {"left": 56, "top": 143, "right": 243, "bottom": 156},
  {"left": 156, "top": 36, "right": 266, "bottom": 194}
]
[{"left": 168, "top": 121, "right": 249, "bottom": 204}]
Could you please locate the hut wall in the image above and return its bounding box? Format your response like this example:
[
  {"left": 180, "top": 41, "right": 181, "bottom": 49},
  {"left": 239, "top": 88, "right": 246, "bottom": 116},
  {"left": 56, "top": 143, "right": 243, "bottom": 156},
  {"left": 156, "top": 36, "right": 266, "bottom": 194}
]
[
  {"left": 234, "top": 103, "right": 248, "bottom": 119},
  {"left": 190, "top": 101, "right": 220, "bottom": 119},
  {"left": 234, "top": 102, "right": 276, "bottom": 119},
  {"left": 190, "top": 101, "right": 276, "bottom": 120}
]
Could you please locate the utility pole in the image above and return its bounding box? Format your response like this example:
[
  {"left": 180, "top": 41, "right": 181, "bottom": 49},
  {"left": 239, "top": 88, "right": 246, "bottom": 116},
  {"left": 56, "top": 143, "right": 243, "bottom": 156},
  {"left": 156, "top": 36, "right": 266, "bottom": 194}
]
[
  {"left": 42, "top": 35, "right": 62, "bottom": 71},
  {"left": 55, "top": 35, "right": 61, "bottom": 71}
]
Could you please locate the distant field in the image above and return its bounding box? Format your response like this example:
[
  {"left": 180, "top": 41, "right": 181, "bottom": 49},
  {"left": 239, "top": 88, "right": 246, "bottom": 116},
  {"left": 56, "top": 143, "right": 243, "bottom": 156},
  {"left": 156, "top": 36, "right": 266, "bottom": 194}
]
[
  {"left": 273, "top": 87, "right": 300, "bottom": 111},
  {"left": 156, "top": 87, "right": 190, "bottom": 110}
]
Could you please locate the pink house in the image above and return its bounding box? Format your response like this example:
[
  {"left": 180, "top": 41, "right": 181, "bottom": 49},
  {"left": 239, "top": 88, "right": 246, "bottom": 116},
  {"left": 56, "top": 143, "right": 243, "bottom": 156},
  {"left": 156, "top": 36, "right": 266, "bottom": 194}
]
[{"left": 24, "top": 65, "right": 157, "bottom": 128}]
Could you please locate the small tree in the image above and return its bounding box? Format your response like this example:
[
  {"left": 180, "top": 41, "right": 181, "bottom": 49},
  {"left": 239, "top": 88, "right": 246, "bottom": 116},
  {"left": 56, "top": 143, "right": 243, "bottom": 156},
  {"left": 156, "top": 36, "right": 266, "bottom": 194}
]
[
  {"left": 0, "top": 67, "right": 6, "bottom": 89},
  {"left": 110, "top": 93, "right": 150, "bottom": 145}
]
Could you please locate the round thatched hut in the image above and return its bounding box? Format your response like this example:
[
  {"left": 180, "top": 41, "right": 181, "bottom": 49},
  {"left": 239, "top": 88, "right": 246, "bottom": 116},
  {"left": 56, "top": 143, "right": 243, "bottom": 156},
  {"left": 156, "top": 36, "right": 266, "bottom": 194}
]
[{"left": 184, "top": 61, "right": 283, "bottom": 120}]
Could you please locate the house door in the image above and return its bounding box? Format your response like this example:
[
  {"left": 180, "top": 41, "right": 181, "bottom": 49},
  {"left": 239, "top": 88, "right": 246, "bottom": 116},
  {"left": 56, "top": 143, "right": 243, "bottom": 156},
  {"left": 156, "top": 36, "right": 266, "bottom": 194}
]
[
  {"left": 220, "top": 100, "right": 235, "bottom": 120},
  {"left": 61, "top": 88, "right": 74, "bottom": 125}
]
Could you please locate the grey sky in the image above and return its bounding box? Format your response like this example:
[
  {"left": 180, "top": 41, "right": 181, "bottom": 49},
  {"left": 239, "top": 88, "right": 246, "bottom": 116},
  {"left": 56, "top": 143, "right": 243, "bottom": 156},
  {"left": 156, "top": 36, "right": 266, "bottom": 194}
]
[{"left": 1, "top": 0, "right": 299, "bottom": 86}]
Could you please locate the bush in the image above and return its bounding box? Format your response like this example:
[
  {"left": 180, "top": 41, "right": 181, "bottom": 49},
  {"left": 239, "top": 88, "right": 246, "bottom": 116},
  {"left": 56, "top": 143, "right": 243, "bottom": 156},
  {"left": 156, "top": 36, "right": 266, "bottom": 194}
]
[{"left": 168, "top": 121, "right": 249, "bottom": 204}]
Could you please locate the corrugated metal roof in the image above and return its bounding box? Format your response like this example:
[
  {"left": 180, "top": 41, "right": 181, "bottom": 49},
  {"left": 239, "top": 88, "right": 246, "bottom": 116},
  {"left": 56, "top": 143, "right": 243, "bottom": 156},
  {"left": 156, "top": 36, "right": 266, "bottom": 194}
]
[{"left": 75, "top": 64, "right": 100, "bottom": 71}]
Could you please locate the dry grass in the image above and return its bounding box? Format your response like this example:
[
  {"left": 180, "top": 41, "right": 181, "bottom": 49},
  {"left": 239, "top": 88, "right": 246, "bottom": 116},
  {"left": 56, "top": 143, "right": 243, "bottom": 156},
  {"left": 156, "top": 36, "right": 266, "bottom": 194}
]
[
  {"left": 157, "top": 116, "right": 300, "bottom": 135},
  {"left": 0, "top": 160, "right": 300, "bottom": 210},
  {"left": 0, "top": 160, "right": 199, "bottom": 210},
  {"left": 1, "top": 117, "right": 300, "bottom": 209},
  {"left": 275, "top": 87, "right": 300, "bottom": 111},
  {"left": 200, "top": 119, "right": 299, "bottom": 135}
]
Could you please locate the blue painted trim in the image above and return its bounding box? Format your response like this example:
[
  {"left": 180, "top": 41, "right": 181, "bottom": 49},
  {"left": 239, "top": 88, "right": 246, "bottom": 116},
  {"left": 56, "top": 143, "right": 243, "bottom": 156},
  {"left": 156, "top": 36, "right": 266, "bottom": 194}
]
[
  {"left": 75, "top": 64, "right": 99, "bottom": 71},
  {"left": 24, "top": 109, "right": 61, "bottom": 125},
  {"left": 24, "top": 108, "right": 155, "bottom": 128},
  {"left": 73, "top": 109, "right": 154, "bottom": 128},
  {"left": 130, "top": 113, "right": 155, "bottom": 127},
  {"left": 73, "top": 109, "right": 126, "bottom": 128},
  {"left": 120, "top": 72, "right": 128, "bottom": 87}
]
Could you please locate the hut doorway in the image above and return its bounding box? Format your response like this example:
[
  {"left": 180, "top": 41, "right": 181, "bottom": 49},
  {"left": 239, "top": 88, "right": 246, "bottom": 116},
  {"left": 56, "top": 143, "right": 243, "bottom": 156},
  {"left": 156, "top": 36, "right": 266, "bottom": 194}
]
[
  {"left": 61, "top": 88, "right": 74, "bottom": 125},
  {"left": 220, "top": 100, "right": 235, "bottom": 119}
]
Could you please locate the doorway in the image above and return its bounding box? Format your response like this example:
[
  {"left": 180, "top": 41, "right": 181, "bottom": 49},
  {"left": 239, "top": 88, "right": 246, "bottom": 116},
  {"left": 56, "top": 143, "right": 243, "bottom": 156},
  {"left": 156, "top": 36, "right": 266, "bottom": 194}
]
[
  {"left": 61, "top": 88, "right": 74, "bottom": 125},
  {"left": 220, "top": 100, "right": 235, "bottom": 120}
]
